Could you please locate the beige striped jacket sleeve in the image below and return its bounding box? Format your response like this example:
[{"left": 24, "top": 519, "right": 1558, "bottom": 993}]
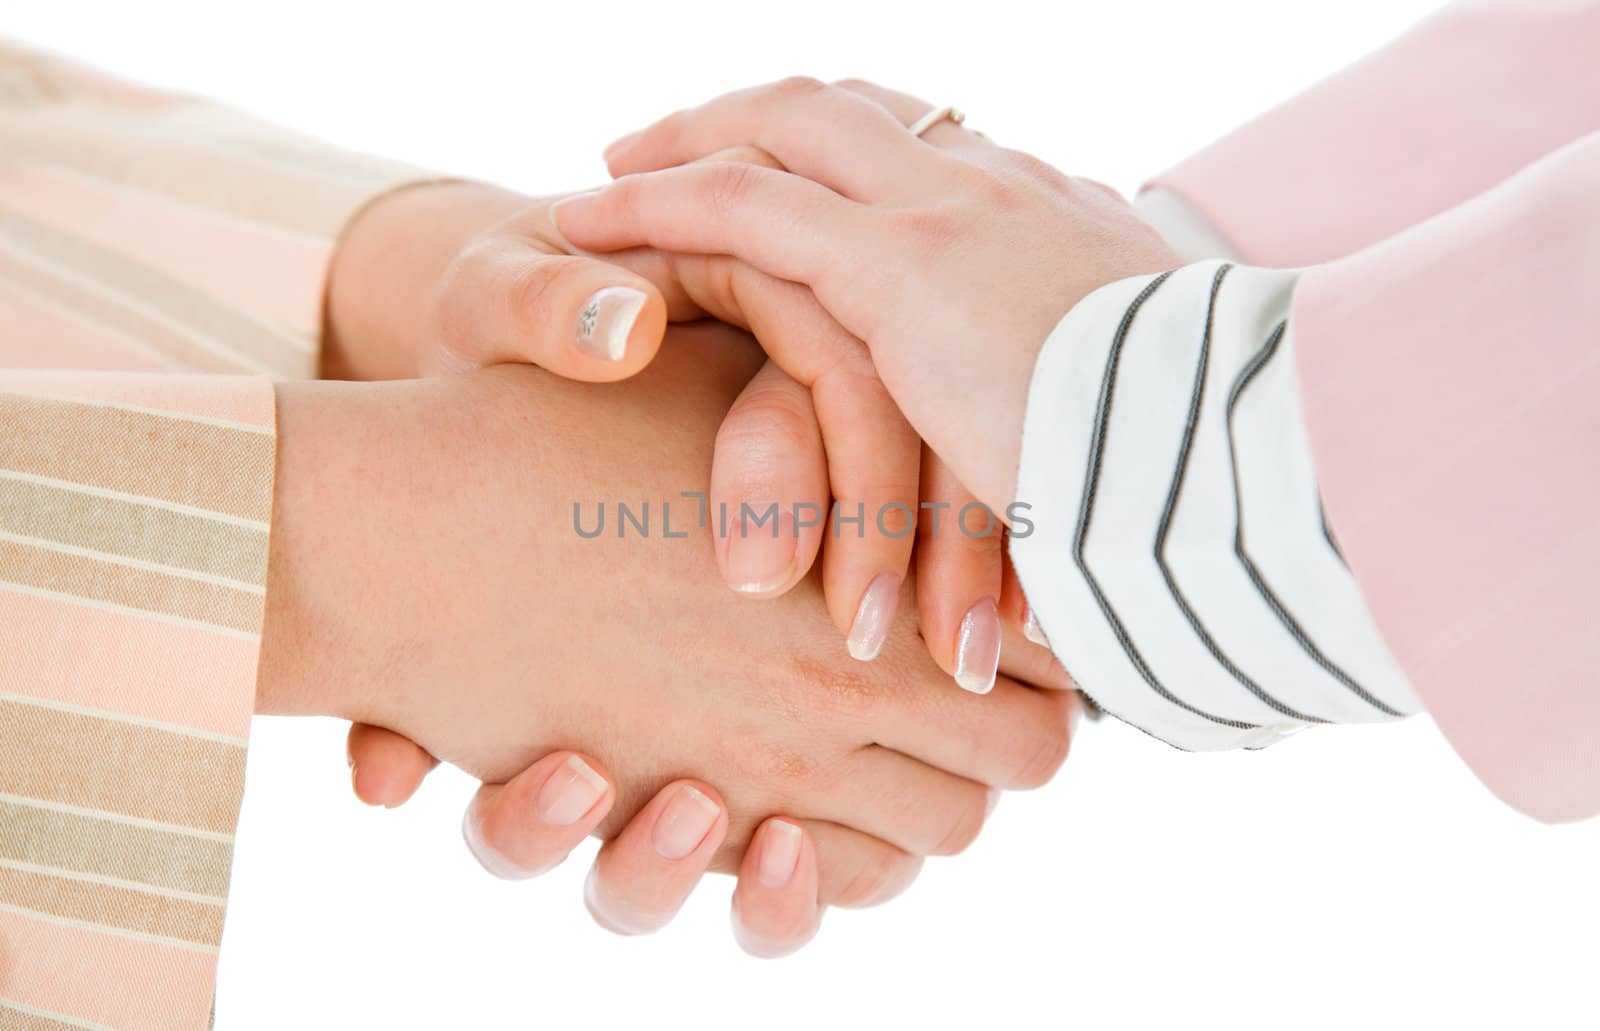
[{"left": 0, "top": 39, "right": 427, "bottom": 1029}]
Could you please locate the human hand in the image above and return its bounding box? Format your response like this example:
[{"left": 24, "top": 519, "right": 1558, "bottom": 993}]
[
  {"left": 329, "top": 184, "right": 859, "bottom": 954},
  {"left": 324, "top": 180, "right": 668, "bottom": 382},
  {"left": 324, "top": 180, "right": 1066, "bottom": 954},
  {"left": 553, "top": 79, "right": 1180, "bottom": 516},
  {"left": 350, "top": 732, "right": 894, "bottom": 957},
  {"left": 328, "top": 178, "right": 1067, "bottom": 691},
  {"left": 262, "top": 324, "right": 1078, "bottom": 949}
]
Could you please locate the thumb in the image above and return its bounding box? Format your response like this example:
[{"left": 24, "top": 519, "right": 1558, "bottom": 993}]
[{"left": 428, "top": 237, "right": 667, "bottom": 380}]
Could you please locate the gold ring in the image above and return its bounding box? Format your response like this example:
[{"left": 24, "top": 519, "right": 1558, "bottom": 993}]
[{"left": 907, "top": 106, "right": 966, "bottom": 138}]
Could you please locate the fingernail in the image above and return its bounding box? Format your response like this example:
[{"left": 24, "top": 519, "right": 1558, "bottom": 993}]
[
  {"left": 546, "top": 190, "right": 599, "bottom": 253},
  {"left": 726, "top": 508, "right": 797, "bottom": 595},
  {"left": 1022, "top": 604, "right": 1048, "bottom": 646},
  {"left": 847, "top": 572, "right": 900, "bottom": 661},
  {"left": 653, "top": 785, "right": 721, "bottom": 860},
  {"left": 603, "top": 130, "right": 642, "bottom": 163},
  {"left": 954, "top": 596, "right": 1002, "bottom": 695},
  {"left": 575, "top": 286, "right": 646, "bottom": 362},
  {"left": 756, "top": 820, "right": 803, "bottom": 889},
  {"left": 536, "top": 755, "right": 609, "bottom": 826}
]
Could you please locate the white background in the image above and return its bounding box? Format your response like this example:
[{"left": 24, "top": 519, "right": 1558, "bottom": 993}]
[{"left": 13, "top": 2, "right": 1599, "bottom": 1028}]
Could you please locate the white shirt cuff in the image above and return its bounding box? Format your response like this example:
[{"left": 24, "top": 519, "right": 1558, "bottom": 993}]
[{"left": 1008, "top": 261, "right": 1420, "bottom": 751}]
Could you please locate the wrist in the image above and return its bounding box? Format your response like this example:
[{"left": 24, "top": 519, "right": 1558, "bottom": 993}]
[
  {"left": 255, "top": 367, "right": 561, "bottom": 722},
  {"left": 257, "top": 378, "right": 420, "bottom": 719},
  {"left": 257, "top": 381, "right": 344, "bottom": 716},
  {"left": 324, "top": 180, "right": 529, "bottom": 380}
]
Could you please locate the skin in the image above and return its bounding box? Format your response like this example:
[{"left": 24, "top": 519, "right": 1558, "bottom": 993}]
[
  {"left": 261, "top": 324, "right": 1079, "bottom": 947},
  {"left": 322, "top": 176, "right": 1072, "bottom": 952},
  {"left": 556, "top": 78, "right": 1182, "bottom": 517},
  {"left": 328, "top": 175, "right": 1051, "bottom": 693}
]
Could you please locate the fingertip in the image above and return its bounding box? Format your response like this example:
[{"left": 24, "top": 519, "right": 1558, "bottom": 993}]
[
  {"left": 548, "top": 190, "right": 602, "bottom": 250},
  {"left": 585, "top": 779, "right": 728, "bottom": 936},
  {"left": 809, "top": 362, "right": 920, "bottom": 652},
  {"left": 464, "top": 751, "right": 616, "bottom": 880},
  {"left": 711, "top": 361, "right": 828, "bottom": 601},
  {"left": 461, "top": 788, "right": 532, "bottom": 881},
  {"left": 571, "top": 275, "right": 667, "bottom": 378},
  {"left": 602, "top": 130, "right": 643, "bottom": 171},
  {"left": 844, "top": 571, "right": 902, "bottom": 663},
  {"left": 346, "top": 724, "right": 436, "bottom": 808},
  {"left": 650, "top": 780, "right": 729, "bottom": 862},
  {"left": 350, "top": 762, "right": 407, "bottom": 809},
  {"left": 732, "top": 818, "right": 821, "bottom": 958}
]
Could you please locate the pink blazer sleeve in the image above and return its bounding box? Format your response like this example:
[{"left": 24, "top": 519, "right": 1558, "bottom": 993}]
[
  {"left": 1292, "top": 130, "right": 1600, "bottom": 822},
  {"left": 1145, "top": 0, "right": 1600, "bottom": 266}
]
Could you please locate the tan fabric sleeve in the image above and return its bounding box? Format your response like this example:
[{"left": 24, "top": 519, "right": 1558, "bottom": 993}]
[{"left": 0, "top": 38, "right": 433, "bottom": 1027}]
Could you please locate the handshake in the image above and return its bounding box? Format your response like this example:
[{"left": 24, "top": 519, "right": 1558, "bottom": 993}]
[{"left": 261, "top": 78, "right": 1177, "bottom": 956}]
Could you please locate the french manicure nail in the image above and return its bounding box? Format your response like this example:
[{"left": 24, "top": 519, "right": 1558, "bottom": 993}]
[
  {"left": 847, "top": 572, "right": 900, "bottom": 661},
  {"left": 653, "top": 785, "right": 720, "bottom": 860},
  {"left": 1022, "top": 604, "right": 1048, "bottom": 646},
  {"left": 575, "top": 286, "right": 646, "bottom": 362},
  {"left": 954, "top": 596, "right": 1002, "bottom": 695},
  {"left": 757, "top": 820, "right": 803, "bottom": 889},
  {"left": 726, "top": 509, "right": 797, "bottom": 595},
  {"left": 536, "top": 755, "right": 609, "bottom": 826}
]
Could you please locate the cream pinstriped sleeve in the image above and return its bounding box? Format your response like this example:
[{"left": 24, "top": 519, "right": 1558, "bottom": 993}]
[{"left": 0, "top": 39, "right": 429, "bottom": 1028}]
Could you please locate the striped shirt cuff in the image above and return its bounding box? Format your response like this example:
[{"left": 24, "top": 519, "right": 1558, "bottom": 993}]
[
  {"left": 1008, "top": 261, "right": 1421, "bottom": 751},
  {"left": 0, "top": 374, "right": 272, "bottom": 1026}
]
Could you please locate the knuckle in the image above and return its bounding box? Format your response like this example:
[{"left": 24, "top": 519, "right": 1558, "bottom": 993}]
[
  {"left": 716, "top": 392, "right": 817, "bottom": 461},
  {"left": 931, "top": 504, "right": 1004, "bottom": 553},
  {"left": 929, "top": 787, "right": 989, "bottom": 857},
  {"left": 756, "top": 744, "right": 822, "bottom": 791},
  {"left": 606, "top": 176, "right": 645, "bottom": 220},
  {"left": 833, "top": 849, "right": 920, "bottom": 909},
  {"left": 891, "top": 207, "right": 962, "bottom": 253},
  {"left": 871, "top": 500, "right": 916, "bottom": 540},
  {"left": 716, "top": 144, "right": 783, "bottom": 170},
  {"left": 1074, "top": 175, "right": 1128, "bottom": 204},
  {"left": 830, "top": 77, "right": 879, "bottom": 95},
  {"left": 946, "top": 158, "right": 1012, "bottom": 202},
  {"left": 704, "top": 161, "right": 765, "bottom": 217},
  {"left": 1009, "top": 696, "right": 1075, "bottom": 789},
  {"left": 770, "top": 75, "right": 828, "bottom": 101},
  {"left": 1002, "top": 148, "right": 1070, "bottom": 190},
  {"left": 784, "top": 654, "right": 883, "bottom": 722},
  {"left": 508, "top": 254, "right": 568, "bottom": 322}
]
